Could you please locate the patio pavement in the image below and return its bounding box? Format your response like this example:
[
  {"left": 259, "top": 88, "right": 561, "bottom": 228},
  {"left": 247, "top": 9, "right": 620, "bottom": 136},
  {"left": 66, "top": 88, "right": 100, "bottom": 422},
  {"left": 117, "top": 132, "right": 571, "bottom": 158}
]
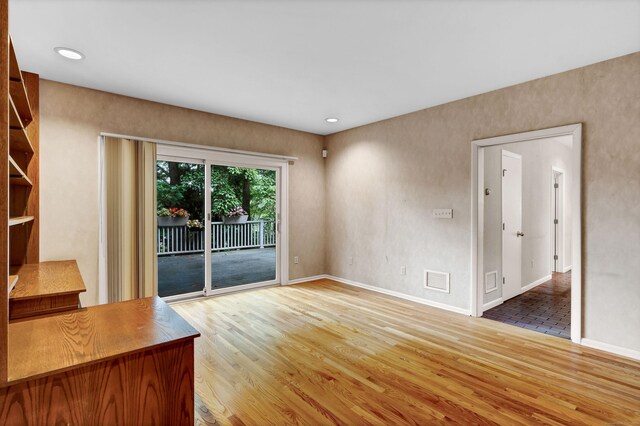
[{"left": 158, "top": 247, "right": 276, "bottom": 297}]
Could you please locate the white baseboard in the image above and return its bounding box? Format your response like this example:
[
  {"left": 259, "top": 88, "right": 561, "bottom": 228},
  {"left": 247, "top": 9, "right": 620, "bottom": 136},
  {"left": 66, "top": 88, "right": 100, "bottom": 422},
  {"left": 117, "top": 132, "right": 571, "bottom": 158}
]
[
  {"left": 581, "top": 338, "right": 640, "bottom": 361},
  {"left": 563, "top": 265, "right": 572, "bottom": 273},
  {"left": 521, "top": 274, "right": 552, "bottom": 293},
  {"left": 285, "top": 275, "right": 329, "bottom": 285},
  {"left": 326, "top": 275, "right": 471, "bottom": 316},
  {"left": 482, "top": 297, "right": 503, "bottom": 311}
]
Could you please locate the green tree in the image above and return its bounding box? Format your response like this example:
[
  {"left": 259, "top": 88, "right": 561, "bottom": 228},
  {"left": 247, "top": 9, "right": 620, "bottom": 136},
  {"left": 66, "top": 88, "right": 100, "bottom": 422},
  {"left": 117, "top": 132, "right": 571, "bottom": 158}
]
[
  {"left": 157, "top": 161, "right": 205, "bottom": 220},
  {"left": 157, "top": 162, "right": 276, "bottom": 222}
]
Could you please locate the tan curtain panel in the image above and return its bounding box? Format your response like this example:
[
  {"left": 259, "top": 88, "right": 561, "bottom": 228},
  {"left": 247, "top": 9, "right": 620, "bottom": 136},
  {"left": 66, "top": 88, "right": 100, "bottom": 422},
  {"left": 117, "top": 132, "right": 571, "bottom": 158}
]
[{"left": 105, "top": 137, "right": 157, "bottom": 302}]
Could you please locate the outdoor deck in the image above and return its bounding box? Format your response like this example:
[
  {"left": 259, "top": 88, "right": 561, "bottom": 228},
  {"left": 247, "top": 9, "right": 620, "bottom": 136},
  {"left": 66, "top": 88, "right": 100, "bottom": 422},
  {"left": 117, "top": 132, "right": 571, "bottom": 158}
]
[{"left": 158, "top": 247, "right": 276, "bottom": 297}]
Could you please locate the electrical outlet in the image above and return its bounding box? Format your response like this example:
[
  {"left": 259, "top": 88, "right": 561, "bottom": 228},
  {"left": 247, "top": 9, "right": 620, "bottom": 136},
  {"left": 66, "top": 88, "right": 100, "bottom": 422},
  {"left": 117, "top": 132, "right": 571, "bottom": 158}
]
[
  {"left": 348, "top": 257, "right": 354, "bottom": 265},
  {"left": 400, "top": 266, "right": 406, "bottom": 276},
  {"left": 294, "top": 256, "right": 299, "bottom": 264},
  {"left": 531, "top": 260, "right": 534, "bottom": 268},
  {"left": 433, "top": 209, "right": 453, "bottom": 219}
]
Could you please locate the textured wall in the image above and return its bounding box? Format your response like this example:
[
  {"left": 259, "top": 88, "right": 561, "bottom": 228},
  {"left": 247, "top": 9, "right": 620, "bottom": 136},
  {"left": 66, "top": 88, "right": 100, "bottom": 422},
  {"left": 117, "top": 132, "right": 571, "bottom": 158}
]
[
  {"left": 39, "top": 80, "right": 326, "bottom": 306},
  {"left": 325, "top": 52, "right": 640, "bottom": 351},
  {"left": 482, "top": 137, "right": 573, "bottom": 305}
]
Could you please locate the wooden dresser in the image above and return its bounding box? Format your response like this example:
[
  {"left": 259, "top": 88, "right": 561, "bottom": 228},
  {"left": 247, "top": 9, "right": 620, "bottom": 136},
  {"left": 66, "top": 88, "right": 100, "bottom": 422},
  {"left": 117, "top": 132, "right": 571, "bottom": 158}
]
[{"left": 0, "top": 297, "right": 200, "bottom": 424}]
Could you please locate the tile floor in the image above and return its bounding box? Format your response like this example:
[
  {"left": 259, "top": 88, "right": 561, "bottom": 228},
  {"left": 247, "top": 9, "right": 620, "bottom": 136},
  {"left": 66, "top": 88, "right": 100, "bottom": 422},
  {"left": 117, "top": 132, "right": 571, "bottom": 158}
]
[{"left": 483, "top": 272, "right": 571, "bottom": 339}]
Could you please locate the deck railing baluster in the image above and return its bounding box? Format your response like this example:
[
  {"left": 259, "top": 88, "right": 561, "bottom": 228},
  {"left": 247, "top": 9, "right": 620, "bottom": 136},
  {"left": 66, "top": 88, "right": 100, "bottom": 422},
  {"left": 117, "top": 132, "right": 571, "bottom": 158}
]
[{"left": 157, "top": 220, "right": 276, "bottom": 255}]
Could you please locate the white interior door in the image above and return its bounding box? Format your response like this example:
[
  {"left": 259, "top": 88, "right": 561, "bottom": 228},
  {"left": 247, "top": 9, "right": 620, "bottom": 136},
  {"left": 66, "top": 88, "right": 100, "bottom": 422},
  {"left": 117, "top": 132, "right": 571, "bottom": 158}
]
[{"left": 502, "top": 150, "right": 523, "bottom": 300}]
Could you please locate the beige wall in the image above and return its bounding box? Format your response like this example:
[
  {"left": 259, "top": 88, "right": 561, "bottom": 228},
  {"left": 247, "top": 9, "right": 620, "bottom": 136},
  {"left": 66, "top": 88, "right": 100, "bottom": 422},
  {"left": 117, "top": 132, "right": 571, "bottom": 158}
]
[
  {"left": 39, "top": 80, "right": 326, "bottom": 306},
  {"left": 325, "top": 52, "right": 640, "bottom": 352},
  {"left": 482, "top": 137, "right": 573, "bottom": 305}
]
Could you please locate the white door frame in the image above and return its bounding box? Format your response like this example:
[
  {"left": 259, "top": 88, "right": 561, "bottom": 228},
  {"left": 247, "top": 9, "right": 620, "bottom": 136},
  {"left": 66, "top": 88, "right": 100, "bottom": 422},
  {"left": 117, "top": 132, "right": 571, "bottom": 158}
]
[
  {"left": 551, "top": 167, "right": 566, "bottom": 273},
  {"left": 157, "top": 143, "right": 290, "bottom": 301},
  {"left": 471, "top": 124, "right": 582, "bottom": 343}
]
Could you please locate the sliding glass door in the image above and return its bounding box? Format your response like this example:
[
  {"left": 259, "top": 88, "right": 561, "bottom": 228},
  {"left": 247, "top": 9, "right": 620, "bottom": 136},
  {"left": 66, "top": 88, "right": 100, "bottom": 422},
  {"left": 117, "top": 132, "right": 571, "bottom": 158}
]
[
  {"left": 156, "top": 158, "right": 206, "bottom": 298},
  {"left": 156, "top": 146, "right": 284, "bottom": 300},
  {"left": 210, "top": 165, "right": 277, "bottom": 290}
]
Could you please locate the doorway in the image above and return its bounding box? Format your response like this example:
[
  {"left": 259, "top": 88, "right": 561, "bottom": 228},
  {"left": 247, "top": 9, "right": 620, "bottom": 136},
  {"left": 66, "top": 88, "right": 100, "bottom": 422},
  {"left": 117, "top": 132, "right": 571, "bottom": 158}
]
[
  {"left": 471, "top": 124, "right": 582, "bottom": 343},
  {"left": 156, "top": 144, "right": 288, "bottom": 301}
]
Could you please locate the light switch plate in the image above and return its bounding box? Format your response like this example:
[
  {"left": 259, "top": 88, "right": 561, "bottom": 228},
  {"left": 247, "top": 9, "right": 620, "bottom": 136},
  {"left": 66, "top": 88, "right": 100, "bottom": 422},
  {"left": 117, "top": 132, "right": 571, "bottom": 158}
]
[{"left": 433, "top": 209, "right": 453, "bottom": 219}]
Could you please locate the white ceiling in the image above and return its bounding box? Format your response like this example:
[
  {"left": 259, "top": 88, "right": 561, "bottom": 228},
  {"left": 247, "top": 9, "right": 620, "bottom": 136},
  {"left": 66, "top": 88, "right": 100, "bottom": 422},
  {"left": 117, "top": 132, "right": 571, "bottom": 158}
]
[{"left": 10, "top": 0, "right": 640, "bottom": 135}]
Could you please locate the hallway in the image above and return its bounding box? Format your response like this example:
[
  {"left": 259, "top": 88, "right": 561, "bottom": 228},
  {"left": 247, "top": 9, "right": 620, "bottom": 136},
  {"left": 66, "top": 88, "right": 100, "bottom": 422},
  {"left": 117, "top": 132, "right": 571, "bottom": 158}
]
[{"left": 483, "top": 272, "right": 571, "bottom": 339}]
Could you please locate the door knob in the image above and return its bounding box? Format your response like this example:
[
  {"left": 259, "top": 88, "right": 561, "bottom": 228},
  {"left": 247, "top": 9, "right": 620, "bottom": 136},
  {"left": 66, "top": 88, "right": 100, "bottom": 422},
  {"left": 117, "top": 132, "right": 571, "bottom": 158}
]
[{"left": 517, "top": 231, "right": 525, "bottom": 237}]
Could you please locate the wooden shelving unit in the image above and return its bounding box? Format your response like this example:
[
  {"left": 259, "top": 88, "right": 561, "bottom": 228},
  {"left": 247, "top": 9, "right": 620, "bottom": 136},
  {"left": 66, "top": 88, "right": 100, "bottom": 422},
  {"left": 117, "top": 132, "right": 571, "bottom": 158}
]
[
  {"left": 0, "top": 7, "right": 41, "bottom": 386},
  {"left": 5, "top": 35, "right": 38, "bottom": 269}
]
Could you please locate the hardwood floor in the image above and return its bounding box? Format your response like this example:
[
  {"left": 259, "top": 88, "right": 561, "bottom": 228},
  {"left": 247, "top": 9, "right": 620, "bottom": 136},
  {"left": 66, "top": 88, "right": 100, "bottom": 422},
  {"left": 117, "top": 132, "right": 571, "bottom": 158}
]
[{"left": 172, "top": 279, "right": 640, "bottom": 425}]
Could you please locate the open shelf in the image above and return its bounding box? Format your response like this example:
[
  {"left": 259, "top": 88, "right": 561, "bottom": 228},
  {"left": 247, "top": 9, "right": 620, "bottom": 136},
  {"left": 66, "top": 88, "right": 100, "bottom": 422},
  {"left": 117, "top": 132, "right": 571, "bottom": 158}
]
[
  {"left": 9, "top": 261, "right": 85, "bottom": 301},
  {"left": 10, "top": 127, "right": 34, "bottom": 154},
  {"left": 8, "top": 275, "right": 18, "bottom": 295},
  {"left": 8, "top": 39, "right": 22, "bottom": 81},
  {"left": 9, "top": 156, "right": 32, "bottom": 186},
  {"left": 9, "top": 82, "right": 32, "bottom": 127},
  {"left": 8, "top": 39, "right": 32, "bottom": 127},
  {"left": 9, "top": 97, "right": 24, "bottom": 130},
  {"left": 8, "top": 216, "right": 34, "bottom": 227}
]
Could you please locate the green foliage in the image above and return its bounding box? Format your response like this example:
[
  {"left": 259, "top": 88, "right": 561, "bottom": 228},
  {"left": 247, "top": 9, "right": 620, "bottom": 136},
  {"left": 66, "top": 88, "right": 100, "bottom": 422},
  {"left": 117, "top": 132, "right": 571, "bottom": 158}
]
[
  {"left": 157, "top": 161, "right": 276, "bottom": 222},
  {"left": 250, "top": 170, "right": 276, "bottom": 220},
  {"left": 156, "top": 161, "right": 204, "bottom": 219}
]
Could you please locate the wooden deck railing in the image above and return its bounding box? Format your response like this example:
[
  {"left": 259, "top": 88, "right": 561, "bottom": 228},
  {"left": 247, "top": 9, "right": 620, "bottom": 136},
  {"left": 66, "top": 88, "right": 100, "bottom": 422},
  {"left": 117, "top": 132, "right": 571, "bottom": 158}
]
[{"left": 157, "top": 220, "right": 276, "bottom": 256}]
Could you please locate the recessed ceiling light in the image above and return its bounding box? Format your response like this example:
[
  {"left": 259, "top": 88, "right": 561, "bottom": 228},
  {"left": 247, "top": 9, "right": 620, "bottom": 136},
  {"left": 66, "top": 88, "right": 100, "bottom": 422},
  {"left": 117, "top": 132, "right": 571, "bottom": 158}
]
[
  {"left": 54, "top": 47, "right": 85, "bottom": 60},
  {"left": 325, "top": 117, "right": 339, "bottom": 123}
]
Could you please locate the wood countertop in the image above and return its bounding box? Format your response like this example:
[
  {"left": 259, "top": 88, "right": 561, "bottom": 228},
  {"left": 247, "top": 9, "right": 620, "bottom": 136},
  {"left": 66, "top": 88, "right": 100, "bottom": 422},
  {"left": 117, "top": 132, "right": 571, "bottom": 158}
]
[
  {"left": 9, "top": 260, "right": 86, "bottom": 300},
  {"left": 7, "top": 296, "right": 200, "bottom": 384}
]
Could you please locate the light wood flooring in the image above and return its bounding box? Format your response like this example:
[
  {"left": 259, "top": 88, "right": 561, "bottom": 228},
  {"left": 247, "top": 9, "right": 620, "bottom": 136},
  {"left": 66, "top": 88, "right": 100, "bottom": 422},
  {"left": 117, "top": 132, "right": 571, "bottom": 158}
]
[{"left": 172, "top": 279, "right": 640, "bottom": 425}]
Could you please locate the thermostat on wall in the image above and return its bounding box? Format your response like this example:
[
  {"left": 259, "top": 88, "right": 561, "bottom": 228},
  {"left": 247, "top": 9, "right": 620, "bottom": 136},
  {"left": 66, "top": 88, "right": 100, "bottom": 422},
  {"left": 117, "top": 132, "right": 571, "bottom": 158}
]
[{"left": 433, "top": 209, "right": 453, "bottom": 219}]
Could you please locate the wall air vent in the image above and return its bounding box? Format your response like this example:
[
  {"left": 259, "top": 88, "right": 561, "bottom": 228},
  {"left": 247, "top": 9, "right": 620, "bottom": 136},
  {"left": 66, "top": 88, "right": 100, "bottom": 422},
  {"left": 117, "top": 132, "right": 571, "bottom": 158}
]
[
  {"left": 485, "top": 271, "right": 498, "bottom": 293},
  {"left": 424, "top": 269, "right": 450, "bottom": 293}
]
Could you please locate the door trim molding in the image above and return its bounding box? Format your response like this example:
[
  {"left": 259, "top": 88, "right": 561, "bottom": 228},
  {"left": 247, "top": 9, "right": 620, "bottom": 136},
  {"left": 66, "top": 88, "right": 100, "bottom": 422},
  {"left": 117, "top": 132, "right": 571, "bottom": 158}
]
[
  {"left": 101, "top": 132, "right": 298, "bottom": 162},
  {"left": 470, "top": 123, "right": 582, "bottom": 344}
]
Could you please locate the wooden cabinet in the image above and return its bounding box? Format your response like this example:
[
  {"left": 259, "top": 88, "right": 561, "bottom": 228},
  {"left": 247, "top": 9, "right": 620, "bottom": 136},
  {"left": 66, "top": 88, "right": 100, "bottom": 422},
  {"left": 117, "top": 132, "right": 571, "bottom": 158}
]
[
  {"left": 9, "top": 260, "right": 86, "bottom": 320},
  {"left": 0, "top": 297, "right": 199, "bottom": 424}
]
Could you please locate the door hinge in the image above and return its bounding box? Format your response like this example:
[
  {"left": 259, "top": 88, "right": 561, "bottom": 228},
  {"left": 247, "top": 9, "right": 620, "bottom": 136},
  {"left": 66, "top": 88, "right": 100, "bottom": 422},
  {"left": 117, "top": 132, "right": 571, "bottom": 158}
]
[
  {"left": 502, "top": 277, "right": 505, "bottom": 285},
  {"left": 554, "top": 183, "right": 559, "bottom": 188},
  {"left": 554, "top": 219, "right": 558, "bottom": 224},
  {"left": 554, "top": 255, "right": 558, "bottom": 260},
  {"left": 502, "top": 223, "right": 505, "bottom": 231},
  {"left": 502, "top": 169, "right": 507, "bottom": 177}
]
